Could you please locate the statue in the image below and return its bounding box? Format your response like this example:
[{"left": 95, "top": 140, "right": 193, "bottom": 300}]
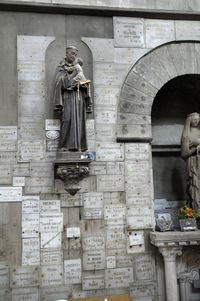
[
  {"left": 181, "top": 112, "right": 200, "bottom": 212},
  {"left": 53, "top": 46, "right": 92, "bottom": 152}
]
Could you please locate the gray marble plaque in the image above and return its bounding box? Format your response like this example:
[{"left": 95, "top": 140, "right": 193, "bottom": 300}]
[
  {"left": 96, "top": 142, "right": 124, "bottom": 161},
  {"left": 41, "top": 249, "right": 63, "bottom": 265},
  {"left": 40, "top": 232, "right": 61, "bottom": 249},
  {"left": 116, "top": 255, "right": 133, "bottom": 268},
  {"left": 61, "top": 193, "right": 82, "bottom": 207},
  {"left": 0, "top": 141, "right": 16, "bottom": 151},
  {"left": 46, "top": 140, "right": 59, "bottom": 152},
  {"left": 0, "top": 126, "right": 17, "bottom": 140},
  {"left": 18, "top": 61, "right": 45, "bottom": 81},
  {"left": 0, "top": 187, "right": 22, "bottom": 202},
  {"left": 107, "top": 162, "right": 124, "bottom": 175},
  {"left": 0, "top": 152, "right": 16, "bottom": 163},
  {"left": 83, "top": 192, "right": 103, "bottom": 209},
  {"left": 95, "top": 106, "right": 116, "bottom": 124},
  {"left": 18, "top": 81, "right": 44, "bottom": 95},
  {"left": 104, "top": 191, "right": 125, "bottom": 204},
  {"left": 45, "top": 151, "right": 57, "bottom": 162},
  {"left": 94, "top": 62, "right": 127, "bottom": 87},
  {"left": 40, "top": 200, "right": 60, "bottom": 213},
  {"left": 0, "top": 267, "right": 9, "bottom": 288},
  {"left": 83, "top": 250, "right": 105, "bottom": 270},
  {"left": 40, "top": 213, "right": 63, "bottom": 232},
  {"left": 89, "top": 162, "right": 107, "bottom": 175},
  {"left": 22, "top": 251, "right": 40, "bottom": 266},
  {"left": 106, "top": 225, "right": 126, "bottom": 250},
  {"left": 145, "top": 19, "right": 175, "bottom": 48},
  {"left": 94, "top": 87, "right": 119, "bottom": 106},
  {"left": 125, "top": 160, "right": 149, "bottom": 173},
  {"left": 41, "top": 265, "right": 63, "bottom": 287},
  {"left": 30, "top": 162, "right": 53, "bottom": 177},
  {"left": 97, "top": 175, "right": 124, "bottom": 192},
  {"left": 25, "top": 177, "right": 54, "bottom": 194},
  {"left": 0, "top": 165, "right": 12, "bottom": 184},
  {"left": 130, "top": 282, "right": 156, "bottom": 298},
  {"left": 22, "top": 196, "right": 40, "bottom": 214},
  {"left": 105, "top": 267, "right": 133, "bottom": 288},
  {"left": 114, "top": 17, "right": 145, "bottom": 47},
  {"left": 22, "top": 214, "right": 39, "bottom": 238},
  {"left": 125, "top": 143, "right": 150, "bottom": 160},
  {"left": 114, "top": 47, "right": 148, "bottom": 65},
  {"left": 95, "top": 124, "right": 116, "bottom": 142},
  {"left": 10, "top": 266, "right": 39, "bottom": 287},
  {"left": 18, "top": 140, "right": 45, "bottom": 162},
  {"left": 18, "top": 116, "right": 44, "bottom": 140},
  {"left": 104, "top": 204, "right": 126, "bottom": 219},
  {"left": 82, "top": 236, "right": 105, "bottom": 251},
  {"left": 134, "top": 253, "right": 155, "bottom": 281},
  {"left": 176, "top": 20, "right": 200, "bottom": 40},
  {"left": 45, "top": 119, "right": 60, "bottom": 131},
  {"left": 64, "top": 259, "right": 81, "bottom": 284},
  {"left": 22, "top": 238, "right": 40, "bottom": 252},
  {"left": 82, "top": 273, "right": 105, "bottom": 290},
  {"left": 127, "top": 206, "right": 153, "bottom": 229},
  {"left": 40, "top": 285, "right": 72, "bottom": 301},
  {"left": 12, "top": 287, "right": 39, "bottom": 301},
  {"left": 12, "top": 163, "right": 30, "bottom": 177},
  {"left": 18, "top": 95, "right": 44, "bottom": 117}
]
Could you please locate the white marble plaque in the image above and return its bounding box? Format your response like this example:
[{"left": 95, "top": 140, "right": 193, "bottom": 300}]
[
  {"left": 0, "top": 187, "right": 22, "bottom": 202},
  {"left": 94, "top": 87, "right": 119, "bottom": 106},
  {"left": 96, "top": 143, "right": 124, "bottom": 161},
  {"left": 41, "top": 249, "right": 63, "bottom": 265},
  {"left": 41, "top": 232, "right": 61, "bottom": 249},
  {"left": 41, "top": 265, "right": 63, "bottom": 287},
  {"left": 18, "top": 116, "right": 44, "bottom": 140},
  {"left": 95, "top": 124, "right": 116, "bottom": 142},
  {"left": 129, "top": 232, "right": 144, "bottom": 246},
  {"left": 0, "top": 141, "right": 16, "bottom": 151},
  {"left": 125, "top": 143, "right": 150, "bottom": 160},
  {"left": 12, "top": 163, "right": 30, "bottom": 177},
  {"left": 64, "top": 259, "right": 81, "bottom": 284},
  {"left": 0, "top": 126, "right": 17, "bottom": 140},
  {"left": 46, "top": 130, "right": 60, "bottom": 140},
  {"left": 134, "top": 253, "right": 155, "bottom": 281},
  {"left": 13, "top": 176, "right": 25, "bottom": 187},
  {"left": 18, "top": 81, "right": 44, "bottom": 95},
  {"left": 10, "top": 266, "right": 39, "bottom": 287},
  {"left": 83, "top": 208, "right": 104, "bottom": 219},
  {"left": 22, "top": 238, "right": 40, "bottom": 252},
  {"left": 40, "top": 200, "right": 60, "bottom": 213},
  {"left": 22, "top": 196, "right": 40, "bottom": 214},
  {"left": 82, "top": 273, "right": 104, "bottom": 290},
  {"left": 95, "top": 106, "right": 116, "bottom": 124},
  {"left": 126, "top": 194, "right": 151, "bottom": 206},
  {"left": 83, "top": 250, "right": 105, "bottom": 270},
  {"left": 0, "top": 267, "right": 9, "bottom": 288},
  {"left": 97, "top": 175, "right": 124, "bottom": 192},
  {"left": 145, "top": 19, "right": 175, "bottom": 48},
  {"left": 106, "top": 256, "right": 116, "bottom": 269},
  {"left": 0, "top": 152, "right": 16, "bottom": 163},
  {"left": 18, "top": 140, "right": 45, "bottom": 162},
  {"left": 45, "top": 119, "right": 60, "bottom": 131},
  {"left": 18, "top": 61, "right": 45, "bottom": 81},
  {"left": 46, "top": 140, "right": 59, "bottom": 152},
  {"left": 106, "top": 225, "right": 126, "bottom": 250},
  {"left": 82, "top": 236, "right": 105, "bottom": 251},
  {"left": 94, "top": 62, "right": 127, "bottom": 87},
  {"left": 0, "top": 165, "right": 12, "bottom": 184},
  {"left": 22, "top": 251, "right": 40, "bottom": 266},
  {"left": 127, "top": 231, "right": 145, "bottom": 254},
  {"left": 83, "top": 192, "right": 104, "bottom": 219},
  {"left": 12, "top": 287, "right": 39, "bottom": 301},
  {"left": 66, "top": 227, "right": 80, "bottom": 238},
  {"left": 104, "top": 204, "right": 126, "bottom": 220},
  {"left": 22, "top": 214, "right": 39, "bottom": 238},
  {"left": 61, "top": 193, "right": 82, "bottom": 207},
  {"left": 105, "top": 267, "right": 133, "bottom": 288},
  {"left": 114, "top": 17, "right": 145, "bottom": 47},
  {"left": 176, "top": 20, "right": 200, "bottom": 40},
  {"left": 127, "top": 206, "right": 153, "bottom": 229},
  {"left": 40, "top": 213, "right": 63, "bottom": 232}
]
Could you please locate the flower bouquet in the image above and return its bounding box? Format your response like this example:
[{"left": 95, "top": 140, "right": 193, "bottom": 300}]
[{"left": 178, "top": 206, "right": 200, "bottom": 231}]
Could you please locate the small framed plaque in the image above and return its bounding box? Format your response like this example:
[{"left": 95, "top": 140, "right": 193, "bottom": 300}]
[{"left": 156, "top": 213, "right": 173, "bottom": 232}]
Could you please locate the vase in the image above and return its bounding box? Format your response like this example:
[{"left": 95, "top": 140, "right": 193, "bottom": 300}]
[{"left": 179, "top": 218, "right": 197, "bottom": 231}]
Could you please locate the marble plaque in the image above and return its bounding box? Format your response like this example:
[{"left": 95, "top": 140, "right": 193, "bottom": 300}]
[
  {"left": 134, "top": 253, "right": 155, "bottom": 281},
  {"left": 46, "top": 140, "right": 59, "bottom": 152},
  {"left": 46, "top": 130, "right": 60, "bottom": 140},
  {"left": 40, "top": 285, "right": 72, "bottom": 301},
  {"left": 41, "top": 249, "right": 63, "bottom": 265},
  {"left": 106, "top": 225, "right": 126, "bottom": 250},
  {"left": 0, "top": 141, "right": 16, "bottom": 151},
  {"left": 0, "top": 126, "right": 17, "bottom": 140},
  {"left": 83, "top": 208, "right": 104, "bottom": 219},
  {"left": 22, "top": 251, "right": 40, "bottom": 266},
  {"left": 94, "top": 87, "right": 119, "bottom": 106},
  {"left": 30, "top": 162, "right": 53, "bottom": 177},
  {"left": 82, "top": 273, "right": 105, "bottom": 290},
  {"left": 106, "top": 256, "right": 116, "bottom": 269},
  {"left": 95, "top": 106, "right": 116, "bottom": 124},
  {"left": 94, "top": 62, "right": 127, "bottom": 87},
  {"left": 41, "top": 232, "right": 61, "bottom": 249},
  {"left": 125, "top": 160, "right": 149, "bottom": 173},
  {"left": 127, "top": 206, "right": 153, "bottom": 229},
  {"left": 82, "top": 236, "right": 105, "bottom": 251},
  {"left": 22, "top": 238, "right": 40, "bottom": 252},
  {"left": 18, "top": 140, "right": 45, "bottom": 162},
  {"left": 40, "top": 213, "right": 63, "bottom": 232},
  {"left": 83, "top": 250, "right": 105, "bottom": 270},
  {"left": 45, "top": 119, "right": 60, "bottom": 131},
  {"left": 104, "top": 191, "right": 125, "bottom": 204},
  {"left": 104, "top": 204, "right": 126, "bottom": 220},
  {"left": 25, "top": 177, "right": 54, "bottom": 194},
  {"left": 0, "top": 152, "right": 16, "bottom": 163},
  {"left": 41, "top": 265, "right": 63, "bottom": 287},
  {"left": 89, "top": 162, "right": 107, "bottom": 175},
  {"left": 18, "top": 81, "right": 44, "bottom": 95},
  {"left": 107, "top": 162, "right": 124, "bottom": 175},
  {"left": 64, "top": 259, "right": 81, "bottom": 284},
  {"left": 66, "top": 227, "right": 80, "bottom": 238},
  {"left": 40, "top": 200, "right": 60, "bottom": 213},
  {"left": 10, "top": 266, "right": 39, "bottom": 287},
  {"left": 22, "top": 214, "right": 39, "bottom": 238},
  {"left": 114, "top": 17, "right": 145, "bottom": 47},
  {"left": 105, "top": 267, "right": 133, "bottom": 288},
  {"left": 127, "top": 231, "right": 145, "bottom": 254},
  {"left": 0, "top": 165, "right": 12, "bottom": 184},
  {"left": 18, "top": 116, "right": 44, "bottom": 140},
  {"left": 45, "top": 151, "right": 57, "bottom": 162},
  {"left": 79, "top": 176, "right": 96, "bottom": 193},
  {"left": 12, "top": 163, "right": 30, "bottom": 177},
  {"left": 22, "top": 196, "right": 40, "bottom": 214},
  {"left": 12, "top": 287, "right": 39, "bottom": 301},
  {"left": 176, "top": 20, "right": 200, "bottom": 40},
  {"left": 97, "top": 175, "right": 124, "bottom": 192},
  {"left": 18, "top": 61, "right": 45, "bottom": 81},
  {"left": 61, "top": 193, "right": 82, "bottom": 207},
  {"left": 126, "top": 194, "right": 151, "bottom": 206},
  {"left": 83, "top": 192, "right": 104, "bottom": 219},
  {"left": 130, "top": 282, "right": 156, "bottom": 298},
  {"left": 116, "top": 255, "right": 133, "bottom": 268},
  {"left": 95, "top": 124, "right": 116, "bottom": 142},
  {"left": 0, "top": 187, "right": 22, "bottom": 202},
  {"left": 82, "top": 38, "right": 114, "bottom": 62},
  {"left": 18, "top": 95, "right": 44, "bottom": 117},
  {"left": 145, "top": 19, "right": 175, "bottom": 48},
  {"left": 125, "top": 143, "right": 150, "bottom": 160},
  {"left": 13, "top": 176, "right": 25, "bottom": 187},
  {"left": 96, "top": 143, "right": 124, "bottom": 161},
  {"left": 0, "top": 267, "right": 9, "bottom": 288},
  {"left": 17, "top": 36, "right": 55, "bottom": 61}
]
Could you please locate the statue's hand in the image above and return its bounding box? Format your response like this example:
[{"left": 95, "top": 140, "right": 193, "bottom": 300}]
[{"left": 54, "top": 104, "right": 63, "bottom": 112}]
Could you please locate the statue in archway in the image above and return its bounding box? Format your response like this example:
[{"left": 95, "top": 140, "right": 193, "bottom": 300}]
[
  {"left": 181, "top": 112, "right": 200, "bottom": 212},
  {"left": 53, "top": 46, "right": 92, "bottom": 152}
]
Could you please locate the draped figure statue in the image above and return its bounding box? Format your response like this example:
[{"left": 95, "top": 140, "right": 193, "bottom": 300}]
[{"left": 181, "top": 112, "right": 200, "bottom": 212}]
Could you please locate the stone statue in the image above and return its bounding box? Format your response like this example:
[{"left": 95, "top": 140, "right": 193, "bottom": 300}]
[
  {"left": 53, "top": 46, "right": 92, "bottom": 152},
  {"left": 181, "top": 112, "right": 200, "bottom": 212}
]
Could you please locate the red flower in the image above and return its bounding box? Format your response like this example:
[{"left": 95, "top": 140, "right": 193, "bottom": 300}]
[{"left": 188, "top": 211, "right": 193, "bottom": 217}]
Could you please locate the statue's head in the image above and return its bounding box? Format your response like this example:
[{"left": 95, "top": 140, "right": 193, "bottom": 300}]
[
  {"left": 188, "top": 112, "right": 200, "bottom": 128},
  {"left": 66, "top": 46, "right": 78, "bottom": 64}
]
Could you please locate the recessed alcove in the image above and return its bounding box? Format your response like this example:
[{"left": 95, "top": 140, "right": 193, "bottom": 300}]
[{"left": 152, "top": 74, "right": 200, "bottom": 200}]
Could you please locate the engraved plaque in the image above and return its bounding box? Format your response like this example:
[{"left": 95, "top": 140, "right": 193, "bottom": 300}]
[
  {"left": 41, "top": 265, "right": 63, "bottom": 287},
  {"left": 82, "top": 273, "right": 104, "bottom": 290},
  {"left": 61, "top": 193, "right": 82, "bottom": 207},
  {"left": 13, "top": 176, "right": 25, "bottom": 187},
  {"left": 46, "top": 140, "right": 59, "bottom": 152},
  {"left": 127, "top": 231, "right": 145, "bottom": 254},
  {"left": 66, "top": 227, "right": 80, "bottom": 238},
  {"left": 12, "top": 287, "right": 39, "bottom": 301},
  {"left": 18, "top": 61, "right": 45, "bottom": 81},
  {"left": 96, "top": 143, "right": 124, "bottom": 161},
  {"left": 18, "top": 95, "right": 44, "bottom": 117},
  {"left": 64, "top": 259, "right": 81, "bottom": 284},
  {"left": 94, "top": 62, "right": 127, "bottom": 87},
  {"left": 89, "top": 162, "right": 106, "bottom": 175},
  {"left": 10, "top": 266, "right": 39, "bottom": 287},
  {"left": 0, "top": 267, "right": 9, "bottom": 288},
  {"left": 105, "top": 268, "right": 133, "bottom": 288},
  {"left": 25, "top": 177, "right": 54, "bottom": 194},
  {"left": 12, "top": 163, "right": 30, "bottom": 177},
  {"left": 176, "top": 20, "right": 200, "bottom": 40},
  {"left": 107, "top": 256, "right": 116, "bottom": 269},
  {"left": 22, "top": 196, "right": 40, "bottom": 214},
  {"left": 41, "top": 249, "right": 63, "bottom": 265},
  {"left": 0, "top": 126, "right": 17, "bottom": 140},
  {"left": 82, "top": 236, "right": 105, "bottom": 251},
  {"left": 0, "top": 152, "right": 16, "bottom": 163},
  {"left": 18, "top": 81, "right": 44, "bottom": 95},
  {"left": 116, "top": 255, "right": 133, "bottom": 268},
  {"left": 40, "top": 213, "right": 63, "bottom": 232},
  {"left": 40, "top": 200, "right": 60, "bottom": 213},
  {"left": 95, "top": 107, "right": 116, "bottom": 124},
  {"left": 86, "top": 119, "right": 95, "bottom": 140},
  {"left": 82, "top": 38, "right": 114, "bottom": 62},
  {"left": 45, "top": 119, "right": 60, "bottom": 131},
  {"left": 45, "top": 151, "right": 57, "bottom": 162},
  {"left": 145, "top": 19, "right": 175, "bottom": 48},
  {"left": 130, "top": 282, "right": 156, "bottom": 298},
  {"left": 97, "top": 175, "right": 124, "bottom": 192},
  {"left": 95, "top": 124, "right": 116, "bottom": 142},
  {"left": 126, "top": 194, "right": 151, "bottom": 206},
  {"left": 18, "top": 140, "right": 45, "bottom": 162},
  {"left": 83, "top": 192, "right": 104, "bottom": 219},
  {"left": 0, "top": 187, "right": 22, "bottom": 202},
  {"left": 127, "top": 206, "right": 153, "bottom": 229},
  {"left": 0, "top": 141, "right": 16, "bottom": 151},
  {"left": 22, "top": 214, "right": 39, "bottom": 238},
  {"left": 46, "top": 130, "right": 60, "bottom": 140},
  {"left": 106, "top": 224, "right": 126, "bottom": 250},
  {"left": 114, "top": 17, "right": 145, "bottom": 47},
  {"left": 40, "top": 285, "right": 72, "bottom": 301},
  {"left": 94, "top": 87, "right": 119, "bottom": 106},
  {"left": 22, "top": 251, "right": 40, "bottom": 266},
  {"left": 125, "top": 143, "right": 150, "bottom": 160},
  {"left": 30, "top": 163, "right": 53, "bottom": 177},
  {"left": 0, "top": 164, "right": 12, "bottom": 184},
  {"left": 18, "top": 116, "right": 44, "bottom": 140},
  {"left": 104, "top": 204, "right": 126, "bottom": 220},
  {"left": 83, "top": 250, "right": 105, "bottom": 270},
  {"left": 134, "top": 253, "right": 155, "bottom": 281},
  {"left": 107, "top": 162, "right": 124, "bottom": 175},
  {"left": 22, "top": 238, "right": 40, "bottom": 252},
  {"left": 41, "top": 232, "right": 61, "bottom": 249}
]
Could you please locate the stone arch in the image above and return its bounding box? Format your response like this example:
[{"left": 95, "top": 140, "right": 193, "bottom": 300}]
[{"left": 117, "top": 41, "right": 200, "bottom": 141}]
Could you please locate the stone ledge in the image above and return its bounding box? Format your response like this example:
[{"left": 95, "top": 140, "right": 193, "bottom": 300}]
[{"left": 150, "top": 231, "right": 200, "bottom": 247}]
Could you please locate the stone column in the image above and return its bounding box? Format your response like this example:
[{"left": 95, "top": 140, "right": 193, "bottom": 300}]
[
  {"left": 178, "top": 269, "right": 199, "bottom": 301},
  {"left": 159, "top": 247, "right": 182, "bottom": 301}
]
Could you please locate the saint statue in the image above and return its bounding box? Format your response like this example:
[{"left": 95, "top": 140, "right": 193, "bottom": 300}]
[
  {"left": 181, "top": 112, "right": 200, "bottom": 212},
  {"left": 53, "top": 46, "right": 92, "bottom": 152}
]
